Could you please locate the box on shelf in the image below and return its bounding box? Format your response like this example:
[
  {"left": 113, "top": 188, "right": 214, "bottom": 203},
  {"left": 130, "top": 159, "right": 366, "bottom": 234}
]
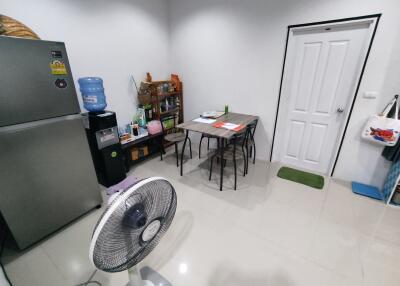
[{"left": 131, "top": 146, "right": 149, "bottom": 161}]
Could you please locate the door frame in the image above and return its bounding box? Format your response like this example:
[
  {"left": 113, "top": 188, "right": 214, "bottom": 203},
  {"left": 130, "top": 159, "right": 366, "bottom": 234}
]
[{"left": 270, "top": 14, "right": 381, "bottom": 176}]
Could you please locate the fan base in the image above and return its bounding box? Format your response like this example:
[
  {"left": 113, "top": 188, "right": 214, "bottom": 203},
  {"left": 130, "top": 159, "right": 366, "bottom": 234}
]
[
  {"left": 127, "top": 266, "right": 172, "bottom": 286},
  {"left": 126, "top": 281, "right": 154, "bottom": 286}
]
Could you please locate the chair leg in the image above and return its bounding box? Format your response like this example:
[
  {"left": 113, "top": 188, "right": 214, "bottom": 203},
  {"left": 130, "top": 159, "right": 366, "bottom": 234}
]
[
  {"left": 233, "top": 157, "right": 237, "bottom": 191},
  {"left": 253, "top": 144, "right": 256, "bottom": 164},
  {"left": 199, "top": 135, "right": 204, "bottom": 159},
  {"left": 246, "top": 145, "right": 249, "bottom": 174},
  {"left": 207, "top": 137, "right": 210, "bottom": 150},
  {"left": 241, "top": 145, "right": 247, "bottom": 177},
  {"left": 217, "top": 138, "right": 220, "bottom": 164},
  {"left": 209, "top": 155, "right": 215, "bottom": 181},
  {"left": 188, "top": 137, "right": 193, "bottom": 159},
  {"left": 219, "top": 139, "right": 225, "bottom": 191},
  {"left": 160, "top": 136, "right": 164, "bottom": 161},
  {"left": 175, "top": 143, "right": 179, "bottom": 167},
  {"left": 233, "top": 137, "right": 237, "bottom": 190}
]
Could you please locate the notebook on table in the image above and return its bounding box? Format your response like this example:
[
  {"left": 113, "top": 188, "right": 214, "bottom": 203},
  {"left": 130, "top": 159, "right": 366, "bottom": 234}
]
[{"left": 201, "top": 111, "right": 225, "bottom": 119}]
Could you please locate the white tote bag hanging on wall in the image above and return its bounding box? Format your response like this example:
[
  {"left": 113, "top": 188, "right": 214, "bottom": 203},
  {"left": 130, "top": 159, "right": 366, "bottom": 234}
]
[{"left": 362, "top": 96, "right": 400, "bottom": 146}]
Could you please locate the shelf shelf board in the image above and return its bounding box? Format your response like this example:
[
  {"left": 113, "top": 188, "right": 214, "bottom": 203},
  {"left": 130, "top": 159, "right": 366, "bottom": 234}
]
[
  {"left": 160, "top": 108, "right": 180, "bottom": 116},
  {"left": 154, "top": 92, "right": 182, "bottom": 97},
  {"left": 143, "top": 80, "right": 173, "bottom": 85}
]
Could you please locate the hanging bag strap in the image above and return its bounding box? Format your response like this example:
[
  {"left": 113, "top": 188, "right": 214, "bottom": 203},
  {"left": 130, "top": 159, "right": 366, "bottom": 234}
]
[{"left": 381, "top": 95, "right": 399, "bottom": 118}]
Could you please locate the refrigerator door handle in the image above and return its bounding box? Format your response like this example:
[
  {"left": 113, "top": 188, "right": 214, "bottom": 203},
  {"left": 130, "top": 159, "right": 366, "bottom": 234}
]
[{"left": 0, "top": 114, "right": 84, "bottom": 133}]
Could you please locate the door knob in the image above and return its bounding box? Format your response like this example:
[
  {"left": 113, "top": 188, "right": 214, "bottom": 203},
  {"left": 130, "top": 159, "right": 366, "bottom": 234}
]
[{"left": 337, "top": 107, "right": 344, "bottom": 113}]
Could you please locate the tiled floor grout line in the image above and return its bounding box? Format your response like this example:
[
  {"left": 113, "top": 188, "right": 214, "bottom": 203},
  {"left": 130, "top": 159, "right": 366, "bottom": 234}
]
[
  {"left": 302, "top": 175, "right": 332, "bottom": 267},
  {"left": 348, "top": 186, "right": 390, "bottom": 283},
  {"left": 40, "top": 245, "right": 75, "bottom": 283},
  {"left": 358, "top": 200, "right": 390, "bottom": 284}
]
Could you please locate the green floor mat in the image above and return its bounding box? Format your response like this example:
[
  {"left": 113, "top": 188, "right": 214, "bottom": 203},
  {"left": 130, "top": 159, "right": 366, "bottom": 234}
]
[{"left": 277, "top": 166, "right": 324, "bottom": 189}]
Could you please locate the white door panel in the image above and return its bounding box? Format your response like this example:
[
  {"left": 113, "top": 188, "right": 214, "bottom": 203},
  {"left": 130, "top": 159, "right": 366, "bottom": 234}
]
[
  {"left": 274, "top": 20, "right": 376, "bottom": 174},
  {"left": 315, "top": 40, "right": 349, "bottom": 114},
  {"left": 304, "top": 123, "right": 328, "bottom": 163},
  {"left": 285, "top": 120, "right": 306, "bottom": 158},
  {"left": 293, "top": 42, "right": 322, "bottom": 112}
]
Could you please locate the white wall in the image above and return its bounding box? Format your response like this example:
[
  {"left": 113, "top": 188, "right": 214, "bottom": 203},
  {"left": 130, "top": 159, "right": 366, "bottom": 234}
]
[
  {"left": 0, "top": 0, "right": 170, "bottom": 125},
  {"left": 2, "top": 0, "right": 400, "bottom": 188},
  {"left": 169, "top": 0, "right": 400, "bottom": 188}
]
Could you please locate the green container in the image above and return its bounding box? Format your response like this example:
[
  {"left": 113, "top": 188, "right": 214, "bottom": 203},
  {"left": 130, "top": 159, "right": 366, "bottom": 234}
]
[{"left": 162, "top": 118, "right": 174, "bottom": 129}]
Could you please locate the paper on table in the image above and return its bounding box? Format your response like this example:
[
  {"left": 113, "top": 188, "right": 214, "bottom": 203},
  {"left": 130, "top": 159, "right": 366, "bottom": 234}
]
[
  {"left": 193, "top": 117, "right": 216, "bottom": 124},
  {"left": 212, "top": 121, "right": 245, "bottom": 131},
  {"left": 222, "top": 122, "right": 240, "bottom": 130},
  {"left": 201, "top": 111, "right": 225, "bottom": 119}
]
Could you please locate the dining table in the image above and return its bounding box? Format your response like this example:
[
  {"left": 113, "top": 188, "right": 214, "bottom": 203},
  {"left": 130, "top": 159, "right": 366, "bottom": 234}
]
[{"left": 177, "top": 112, "right": 259, "bottom": 190}]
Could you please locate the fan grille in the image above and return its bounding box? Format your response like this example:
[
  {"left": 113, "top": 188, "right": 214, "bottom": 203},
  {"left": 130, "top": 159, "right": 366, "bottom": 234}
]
[{"left": 91, "top": 178, "right": 177, "bottom": 272}]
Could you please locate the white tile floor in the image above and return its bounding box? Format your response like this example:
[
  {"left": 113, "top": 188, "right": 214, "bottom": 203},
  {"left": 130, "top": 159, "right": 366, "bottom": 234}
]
[{"left": 3, "top": 146, "right": 400, "bottom": 286}]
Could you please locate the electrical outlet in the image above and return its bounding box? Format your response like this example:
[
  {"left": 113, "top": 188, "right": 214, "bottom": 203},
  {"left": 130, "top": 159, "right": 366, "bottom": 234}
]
[{"left": 363, "top": 91, "right": 378, "bottom": 99}]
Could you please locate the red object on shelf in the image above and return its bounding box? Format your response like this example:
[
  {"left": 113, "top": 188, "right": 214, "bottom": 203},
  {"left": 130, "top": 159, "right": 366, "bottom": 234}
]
[{"left": 171, "top": 74, "right": 181, "bottom": 91}]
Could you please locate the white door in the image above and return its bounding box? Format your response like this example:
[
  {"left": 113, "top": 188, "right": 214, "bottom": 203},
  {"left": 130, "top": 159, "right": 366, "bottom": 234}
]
[{"left": 274, "top": 19, "right": 377, "bottom": 174}]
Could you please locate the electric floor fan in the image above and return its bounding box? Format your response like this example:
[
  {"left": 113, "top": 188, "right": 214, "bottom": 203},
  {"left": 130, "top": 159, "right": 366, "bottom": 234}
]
[{"left": 89, "top": 177, "right": 177, "bottom": 286}]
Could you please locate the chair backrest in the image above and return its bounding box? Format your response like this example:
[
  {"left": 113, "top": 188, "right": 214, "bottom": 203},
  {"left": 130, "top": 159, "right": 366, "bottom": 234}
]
[
  {"left": 241, "top": 119, "right": 258, "bottom": 146},
  {"left": 160, "top": 113, "right": 179, "bottom": 133},
  {"left": 230, "top": 126, "right": 250, "bottom": 148},
  {"left": 247, "top": 119, "right": 258, "bottom": 141},
  {"left": 248, "top": 119, "right": 258, "bottom": 137},
  {"left": 227, "top": 119, "right": 258, "bottom": 146}
]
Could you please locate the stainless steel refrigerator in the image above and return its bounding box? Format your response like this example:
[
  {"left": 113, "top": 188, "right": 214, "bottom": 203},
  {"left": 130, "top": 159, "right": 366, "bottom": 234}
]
[{"left": 0, "top": 36, "right": 103, "bottom": 249}]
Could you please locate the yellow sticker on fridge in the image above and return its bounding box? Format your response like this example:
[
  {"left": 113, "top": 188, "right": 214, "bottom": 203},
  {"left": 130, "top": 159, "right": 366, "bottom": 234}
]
[{"left": 50, "top": 60, "right": 67, "bottom": 75}]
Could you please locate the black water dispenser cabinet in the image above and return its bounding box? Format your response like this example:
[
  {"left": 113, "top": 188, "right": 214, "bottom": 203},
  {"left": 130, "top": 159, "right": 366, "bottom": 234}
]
[{"left": 83, "top": 111, "right": 126, "bottom": 187}]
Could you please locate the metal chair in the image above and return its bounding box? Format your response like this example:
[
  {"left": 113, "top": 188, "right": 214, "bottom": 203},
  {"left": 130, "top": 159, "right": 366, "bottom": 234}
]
[
  {"left": 229, "top": 119, "right": 257, "bottom": 175},
  {"left": 209, "top": 131, "right": 248, "bottom": 190},
  {"left": 199, "top": 133, "right": 218, "bottom": 158},
  {"left": 246, "top": 119, "right": 258, "bottom": 165},
  {"left": 161, "top": 114, "right": 192, "bottom": 167}
]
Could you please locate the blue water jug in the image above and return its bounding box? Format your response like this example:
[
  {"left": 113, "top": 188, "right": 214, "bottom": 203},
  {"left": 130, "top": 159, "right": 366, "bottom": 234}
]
[{"left": 78, "top": 77, "right": 107, "bottom": 112}]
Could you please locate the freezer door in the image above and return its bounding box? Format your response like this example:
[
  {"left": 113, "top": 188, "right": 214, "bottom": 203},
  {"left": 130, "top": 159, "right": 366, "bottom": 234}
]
[
  {"left": 0, "top": 36, "right": 80, "bottom": 127},
  {"left": 0, "top": 115, "right": 102, "bottom": 249}
]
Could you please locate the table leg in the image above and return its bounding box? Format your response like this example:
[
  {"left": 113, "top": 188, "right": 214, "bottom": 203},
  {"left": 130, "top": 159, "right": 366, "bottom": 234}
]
[
  {"left": 220, "top": 138, "right": 225, "bottom": 191},
  {"left": 180, "top": 130, "right": 189, "bottom": 176}
]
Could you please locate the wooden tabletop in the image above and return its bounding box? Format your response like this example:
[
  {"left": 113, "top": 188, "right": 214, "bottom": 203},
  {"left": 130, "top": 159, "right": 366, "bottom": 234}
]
[{"left": 177, "top": 112, "right": 259, "bottom": 139}]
